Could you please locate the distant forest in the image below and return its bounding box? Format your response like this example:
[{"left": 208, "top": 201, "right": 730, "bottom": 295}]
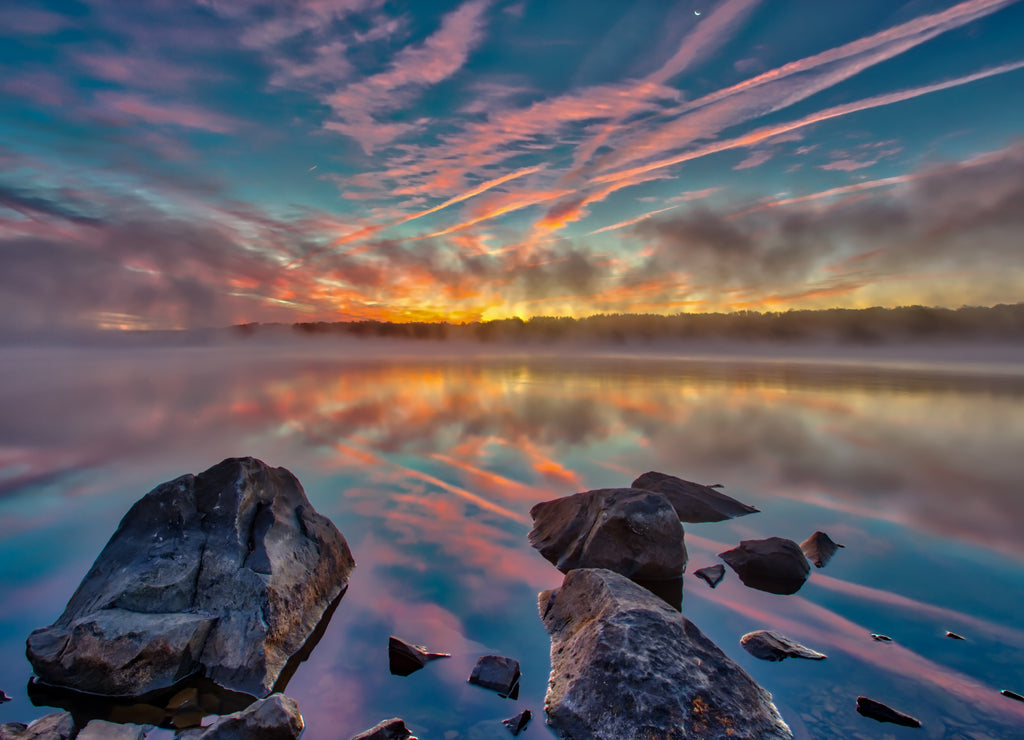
[{"left": 236, "top": 304, "right": 1024, "bottom": 344}]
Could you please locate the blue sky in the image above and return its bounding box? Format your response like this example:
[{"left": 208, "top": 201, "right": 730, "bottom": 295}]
[{"left": 2, "top": 0, "right": 1023, "bottom": 330}]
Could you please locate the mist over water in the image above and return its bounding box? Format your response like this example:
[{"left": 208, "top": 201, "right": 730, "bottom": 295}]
[{"left": 1, "top": 342, "right": 1022, "bottom": 738}]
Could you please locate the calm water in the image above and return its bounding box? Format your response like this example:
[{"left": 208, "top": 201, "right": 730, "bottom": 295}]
[{"left": 1, "top": 344, "right": 1023, "bottom": 739}]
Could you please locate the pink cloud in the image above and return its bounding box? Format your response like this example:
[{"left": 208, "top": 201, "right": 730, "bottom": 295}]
[{"left": 94, "top": 91, "right": 241, "bottom": 133}]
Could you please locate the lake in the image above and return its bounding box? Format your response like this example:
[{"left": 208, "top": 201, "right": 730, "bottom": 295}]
[{"left": 1, "top": 341, "right": 1023, "bottom": 739}]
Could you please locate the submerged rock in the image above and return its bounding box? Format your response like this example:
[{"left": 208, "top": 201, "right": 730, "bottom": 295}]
[
  {"left": 529, "top": 488, "right": 686, "bottom": 581},
  {"left": 77, "top": 720, "right": 150, "bottom": 740},
  {"left": 0, "top": 713, "right": 74, "bottom": 740},
  {"left": 799, "top": 531, "right": 844, "bottom": 568},
  {"left": 468, "top": 656, "right": 521, "bottom": 698},
  {"left": 388, "top": 637, "right": 450, "bottom": 677},
  {"left": 740, "top": 631, "right": 827, "bottom": 662},
  {"left": 856, "top": 697, "right": 921, "bottom": 728},
  {"left": 539, "top": 568, "right": 792, "bottom": 740},
  {"left": 631, "top": 471, "right": 759, "bottom": 522},
  {"left": 350, "top": 718, "right": 416, "bottom": 740},
  {"left": 27, "top": 458, "right": 355, "bottom": 698},
  {"left": 502, "top": 710, "right": 532, "bottom": 736},
  {"left": 693, "top": 564, "right": 726, "bottom": 588},
  {"left": 178, "top": 694, "right": 303, "bottom": 740},
  {"left": 719, "top": 538, "right": 810, "bottom": 595}
]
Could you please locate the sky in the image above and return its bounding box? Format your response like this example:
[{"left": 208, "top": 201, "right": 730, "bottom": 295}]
[{"left": 1, "top": 0, "right": 1023, "bottom": 331}]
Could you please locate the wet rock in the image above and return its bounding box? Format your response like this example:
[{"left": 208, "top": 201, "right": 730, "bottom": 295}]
[
  {"left": 0, "top": 690, "right": 9, "bottom": 703},
  {"left": 468, "top": 656, "right": 521, "bottom": 698},
  {"left": 388, "top": 636, "right": 450, "bottom": 676},
  {"left": 631, "top": 471, "right": 759, "bottom": 522},
  {"left": 740, "top": 631, "right": 827, "bottom": 662},
  {"left": 0, "top": 712, "right": 74, "bottom": 740},
  {"left": 350, "top": 718, "right": 416, "bottom": 740},
  {"left": 539, "top": 568, "right": 792, "bottom": 740},
  {"left": 945, "top": 631, "right": 966, "bottom": 640},
  {"left": 870, "top": 634, "right": 893, "bottom": 642},
  {"left": 693, "top": 564, "right": 725, "bottom": 588},
  {"left": 718, "top": 537, "right": 810, "bottom": 595},
  {"left": 502, "top": 710, "right": 531, "bottom": 736},
  {"left": 177, "top": 694, "right": 303, "bottom": 740},
  {"left": 27, "top": 458, "right": 355, "bottom": 698},
  {"left": 1002, "top": 689, "right": 1024, "bottom": 703},
  {"left": 799, "top": 531, "right": 844, "bottom": 568},
  {"left": 529, "top": 488, "right": 686, "bottom": 581},
  {"left": 856, "top": 697, "right": 921, "bottom": 727},
  {"left": 78, "top": 720, "right": 150, "bottom": 739}
]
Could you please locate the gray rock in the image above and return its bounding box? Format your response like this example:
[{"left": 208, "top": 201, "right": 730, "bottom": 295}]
[
  {"left": 349, "top": 718, "right": 415, "bottom": 740},
  {"left": 177, "top": 694, "right": 303, "bottom": 740},
  {"left": 468, "top": 655, "right": 521, "bottom": 698},
  {"left": 855, "top": 697, "right": 921, "bottom": 727},
  {"left": 799, "top": 531, "right": 844, "bottom": 568},
  {"left": 27, "top": 457, "right": 355, "bottom": 698},
  {"left": 78, "top": 720, "right": 150, "bottom": 740},
  {"left": 539, "top": 568, "right": 793, "bottom": 740},
  {"left": 740, "top": 631, "right": 827, "bottom": 661},
  {"left": 631, "top": 472, "right": 759, "bottom": 522},
  {"left": 719, "top": 538, "right": 810, "bottom": 595},
  {"left": 388, "top": 636, "right": 450, "bottom": 676},
  {"left": 694, "top": 564, "right": 726, "bottom": 588},
  {"left": 0, "top": 713, "right": 74, "bottom": 740},
  {"left": 529, "top": 488, "right": 686, "bottom": 581},
  {"left": 502, "top": 710, "right": 531, "bottom": 736}
]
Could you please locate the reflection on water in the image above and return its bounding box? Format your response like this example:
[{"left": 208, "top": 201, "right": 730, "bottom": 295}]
[{"left": 1, "top": 346, "right": 1023, "bottom": 738}]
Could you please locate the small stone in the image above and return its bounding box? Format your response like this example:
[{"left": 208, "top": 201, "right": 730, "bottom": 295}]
[
  {"left": 388, "top": 636, "right": 450, "bottom": 676},
  {"left": 799, "top": 531, "right": 844, "bottom": 568},
  {"left": 502, "top": 710, "right": 531, "bottom": 736},
  {"left": 78, "top": 720, "right": 150, "bottom": 740},
  {"left": 856, "top": 696, "right": 921, "bottom": 727},
  {"left": 468, "top": 655, "right": 521, "bottom": 698},
  {"left": 177, "top": 694, "right": 303, "bottom": 740},
  {"left": 693, "top": 564, "right": 725, "bottom": 588},
  {"left": 740, "top": 631, "right": 827, "bottom": 661},
  {"left": 945, "top": 631, "right": 966, "bottom": 640},
  {"left": 1001, "top": 689, "right": 1024, "bottom": 703},
  {"left": 870, "top": 634, "right": 893, "bottom": 642},
  {"left": 718, "top": 537, "right": 810, "bottom": 595},
  {"left": 350, "top": 717, "right": 416, "bottom": 740},
  {"left": 631, "top": 471, "right": 759, "bottom": 522},
  {"left": 0, "top": 713, "right": 75, "bottom": 740},
  {"left": 0, "top": 690, "right": 10, "bottom": 703}
]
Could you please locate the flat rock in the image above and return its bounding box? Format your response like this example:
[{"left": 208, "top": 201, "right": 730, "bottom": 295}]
[
  {"left": 539, "top": 568, "right": 792, "bottom": 740},
  {"left": 799, "top": 531, "right": 844, "bottom": 568},
  {"left": 27, "top": 457, "right": 355, "bottom": 698},
  {"left": 719, "top": 537, "right": 810, "bottom": 595},
  {"left": 177, "top": 694, "right": 303, "bottom": 740},
  {"left": 631, "top": 471, "right": 759, "bottom": 522},
  {"left": 502, "top": 710, "right": 531, "bottom": 736},
  {"left": 468, "top": 655, "right": 520, "bottom": 698},
  {"left": 856, "top": 697, "right": 921, "bottom": 728},
  {"left": 529, "top": 488, "right": 686, "bottom": 581},
  {"left": 388, "top": 636, "right": 450, "bottom": 676},
  {"left": 740, "top": 631, "right": 827, "bottom": 661},
  {"left": 693, "top": 564, "right": 725, "bottom": 588},
  {"left": 350, "top": 718, "right": 416, "bottom": 740},
  {"left": 0, "top": 713, "right": 74, "bottom": 740},
  {"left": 78, "top": 720, "right": 150, "bottom": 740}
]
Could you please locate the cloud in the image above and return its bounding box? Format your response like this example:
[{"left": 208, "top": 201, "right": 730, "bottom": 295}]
[{"left": 92, "top": 91, "right": 242, "bottom": 133}]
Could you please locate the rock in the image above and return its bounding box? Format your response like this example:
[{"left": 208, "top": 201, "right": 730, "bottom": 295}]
[
  {"left": 870, "top": 634, "right": 893, "bottom": 642},
  {"left": 855, "top": 697, "right": 921, "bottom": 727},
  {"left": 945, "top": 631, "right": 966, "bottom": 640},
  {"left": 693, "top": 564, "right": 725, "bottom": 588},
  {"left": 740, "top": 631, "right": 827, "bottom": 661},
  {"left": 539, "top": 568, "right": 792, "bottom": 740},
  {"left": 529, "top": 488, "right": 686, "bottom": 581},
  {"left": 631, "top": 471, "right": 758, "bottom": 522},
  {"left": 27, "top": 458, "right": 355, "bottom": 698},
  {"left": 502, "top": 710, "right": 531, "bottom": 736},
  {"left": 718, "top": 538, "right": 810, "bottom": 595},
  {"left": 349, "top": 718, "right": 416, "bottom": 740},
  {"left": 0, "top": 713, "right": 74, "bottom": 740},
  {"left": 799, "top": 531, "right": 844, "bottom": 568},
  {"left": 177, "top": 694, "right": 303, "bottom": 740},
  {"left": 468, "top": 655, "right": 521, "bottom": 698},
  {"left": 78, "top": 720, "right": 150, "bottom": 739},
  {"left": 1002, "top": 689, "right": 1024, "bottom": 703},
  {"left": 388, "top": 636, "right": 450, "bottom": 676},
  {"left": 0, "top": 690, "right": 9, "bottom": 703}
]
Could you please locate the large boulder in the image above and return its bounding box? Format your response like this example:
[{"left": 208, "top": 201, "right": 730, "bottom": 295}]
[
  {"left": 631, "top": 472, "right": 759, "bottom": 523},
  {"left": 539, "top": 568, "right": 793, "bottom": 739},
  {"left": 27, "top": 458, "right": 355, "bottom": 698},
  {"left": 529, "top": 489, "right": 686, "bottom": 581},
  {"left": 718, "top": 538, "right": 810, "bottom": 595}
]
